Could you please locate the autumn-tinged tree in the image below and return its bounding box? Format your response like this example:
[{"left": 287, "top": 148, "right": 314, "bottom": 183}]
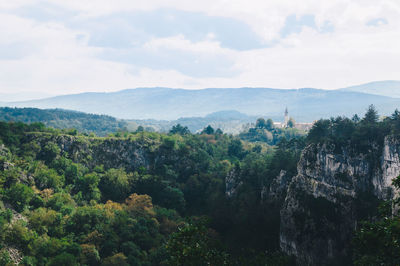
[
  {"left": 125, "top": 193, "right": 155, "bottom": 217},
  {"left": 80, "top": 244, "right": 100, "bottom": 266},
  {"left": 101, "top": 253, "right": 129, "bottom": 266}
]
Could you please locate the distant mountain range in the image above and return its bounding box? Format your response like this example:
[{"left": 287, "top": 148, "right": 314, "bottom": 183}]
[
  {"left": 340, "top": 80, "right": 400, "bottom": 98},
  {"left": 1, "top": 81, "right": 400, "bottom": 121}
]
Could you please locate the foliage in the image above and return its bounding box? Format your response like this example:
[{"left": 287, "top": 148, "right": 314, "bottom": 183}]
[
  {"left": 0, "top": 249, "right": 11, "bottom": 266},
  {"left": 165, "top": 218, "right": 229, "bottom": 266},
  {"left": 169, "top": 124, "right": 190, "bottom": 135},
  {"left": 306, "top": 105, "right": 400, "bottom": 154},
  {"left": 352, "top": 175, "right": 400, "bottom": 265},
  {"left": 99, "top": 168, "right": 130, "bottom": 202},
  {"left": 201, "top": 125, "right": 215, "bottom": 135},
  {"left": 0, "top": 107, "right": 127, "bottom": 136},
  {"left": 5, "top": 183, "right": 34, "bottom": 212},
  {"left": 240, "top": 118, "right": 305, "bottom": 145}
]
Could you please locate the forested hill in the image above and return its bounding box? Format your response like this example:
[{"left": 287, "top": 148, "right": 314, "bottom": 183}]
[
  {"left": 0, "top": 107, "right": 298, "bottom": 136},
  {"left": 0, "top": 107, "right": 128, "bottom": 136}
]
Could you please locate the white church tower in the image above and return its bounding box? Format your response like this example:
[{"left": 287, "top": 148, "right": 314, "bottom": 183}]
[{"left": 284, "top": 107, "right": 289, "bottom": 127}]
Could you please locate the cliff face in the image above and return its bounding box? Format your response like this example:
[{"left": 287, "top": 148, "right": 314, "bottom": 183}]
[
  {"left": 262, "top": 170, "right": 291, "bottom": 204},
  {"left": 375, "top": 136, "right": 400, "bottom": 198},
  {"left": 30, "top": 134, "right": 159, "bottom": 172},
  {"left": 280, "top": 136, "right": 400, "bottom": 265}
]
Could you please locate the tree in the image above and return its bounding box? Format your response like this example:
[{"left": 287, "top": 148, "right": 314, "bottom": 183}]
[
  {"left": 352, "top": 175, "right": 400, "bottom": 265},
  {"left": 390, "top": 109, "right": 400, "bottom": 133},
  {"left": 46, "top": 192, "right": 75, "bottom": 214},
  {"left": 201, "top": 125, "right": 214, "bottom": 135},
  {"left": 48, "top": 252, "right": 77, "bottom": 266},
  {"left": 362, "top": 104, "right": 379, "bottom": 124},
  {"left": 101, "top": 253, "right": 129, "bottom": 266},
  {"left": 39, "top": 142, "right": 60, "bottom": 164},
  {"left": 352, "top": 114, "right": 360, "bottom": 123},
  {"left": 165, "top": 218, "right": 229, "bottom": 266},
  {"left": 5, "top": 221, "right": 36, "bottom": 251},
  {"left": 162, "top": 136, "right": 176, "bottom": 150},
  {"left": 256, "top": 118, "right": 266, "bottom": 129},
  {"left": 266, "top": 119, "right": 274, "bottom": 130},
  {"left": 34, "top": 166, "right": 64, "bottom": 191},
  {"left": 215, "top": 128, "right": 223, "bottom": 135},
  {"left": 170, "top": 124, "right": 190, "bottom": 135},
  {"left": 6, "top": 183, "right": 34, "bottom": 212},
  {"left": 99, "top": 168, "right": 130, "bottom": 202},
  {"left": 80, "top": 244, "right": 100, "bottom": 266},
  {"left": 287, "top": 118, "right": 295, "bottom": 128},
  {"left": 307, "top": 119, "right": 331, "bottom": 143},
  {"left": 125, "top": 193, "right": 155, "bottom": 217},
  {"left": 75, "top": 173, "right": 101, "bottom": 202},
  {"left": 29, "top": 208, "right": 61, "bottom": 236},
  {"left": 0, "top": 250, "right": 11, "bottom": 265},
  {"left": 228, "top": 139, "right": 244, "bottom": 159}
]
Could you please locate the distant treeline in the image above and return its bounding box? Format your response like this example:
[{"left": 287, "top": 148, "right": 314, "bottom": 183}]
[{"left": 0, "top": 107, "right": 127, "bottom": 136}]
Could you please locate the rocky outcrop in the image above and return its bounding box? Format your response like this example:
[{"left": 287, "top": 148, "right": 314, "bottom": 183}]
[
  {"left": 262, "top": 170, "right": 291, "bottom": 204},
  {"left": 375, "top": 136, "right": 400, "bottom": 199},
  {"left": 28, "top": 134, "right": 159, "bottom": 172},
  {"left": 0, "top": 144, "right": 33, "bottom": 185},
  {"left": 1, "top": 203, "right": 27, "bottom": 265},
  {"left": 0, "top": 144, "right": 12, "bottom": 171},
  {"left": 0, "top": 144, "right": 9, "bottom": 157},
  {"left": 280, "top": 137, "right": 400, "bottom": 265},
  {"left": 225, "top": 167, "right": 242, "bottom": 197}
]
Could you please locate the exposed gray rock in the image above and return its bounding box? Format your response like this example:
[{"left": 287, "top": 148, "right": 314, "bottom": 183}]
[
  {"left": 225, "top": 167, "right": 242, "bottom": 198},
  {"left": 0, "top": 144, "right": 8, "bottom": 157},
  {"left": 28, "top": 134, "right": 158, "bottom": 172},
  {"left": 280, "top": 137, "right": 400, "bottom": 265},
  {"left": 262, "top": 170, "right": 291, "bottom": 204},
  {"left": 4, "top": 246, "right": 23, "bottom": 265}
]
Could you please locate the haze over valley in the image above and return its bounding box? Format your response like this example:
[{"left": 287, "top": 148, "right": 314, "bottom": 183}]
[{"left": 2, "top": 81, "right": 400, "bottom": 122}]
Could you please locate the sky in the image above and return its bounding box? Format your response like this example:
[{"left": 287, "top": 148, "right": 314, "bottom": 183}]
[{"left": 0, "top": 0, "right": 399, "bottom": 97}]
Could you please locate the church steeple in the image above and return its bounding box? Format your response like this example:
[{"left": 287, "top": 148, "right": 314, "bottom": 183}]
[{"left": 284, "top": 107, "right": 289, "bottom": 127}]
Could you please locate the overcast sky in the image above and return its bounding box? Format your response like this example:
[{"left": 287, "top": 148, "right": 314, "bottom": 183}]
[{"left": 0, "top": 0, "right": 399, "bottom": 96}]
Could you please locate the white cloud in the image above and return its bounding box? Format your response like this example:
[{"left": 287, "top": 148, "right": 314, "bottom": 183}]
[
  {"left": 0, "top": 0, "right": 399, "bottom": 95},
  {"left": 143, "top": 35, "right": 224, "bottom": 53}
]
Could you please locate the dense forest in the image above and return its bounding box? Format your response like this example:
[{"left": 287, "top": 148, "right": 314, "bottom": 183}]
[
  {"left": 0, "top": 108, "right": 128, "bottom": 136},
  {"left": 0, "top": 119, "right": 302, "bottom": 265},
  {"left": 0, "top": 105, "right": 400, "bottom": 265},
  {"left": 0, "top": 107, "right": 270, "bottom": 136}
]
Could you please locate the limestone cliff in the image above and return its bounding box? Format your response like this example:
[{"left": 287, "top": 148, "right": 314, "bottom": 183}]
[
  {"left": 225, "top": 167, "right": 242, "bottom": 198},
  {"left": 280, "top": 136, "right": 400, "bottom": 265},
  {"left": 29, "top": 134, "right": 159, "bottom": 172}
]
